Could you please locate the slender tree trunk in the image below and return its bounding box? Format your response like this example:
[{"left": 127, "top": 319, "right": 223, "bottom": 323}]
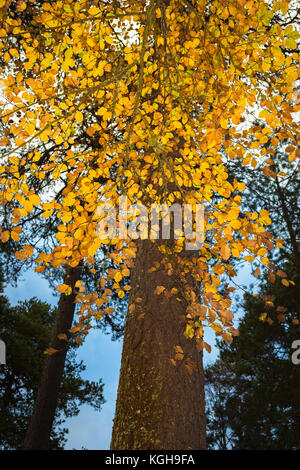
[
  {"left": 23, "top": 265, "right": 80, "bottom": 450},
  {"left": 275, "top": 177, "right": 300, "bottom": 267},
  {"left": 111, "top": 239, "right": 206, "bottom": 450}
]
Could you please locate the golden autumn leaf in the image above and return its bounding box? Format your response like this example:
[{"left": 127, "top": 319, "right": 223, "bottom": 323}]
[
  {"left": 154, "top": 285, "right": 165, "bottom": 295},
  {"left": 220, "top": 245, "right": 231, "bottom": 261},
  {"left": 1, "top": 231, "right": 10, "bottom": 243},
  {"left": 44, "top": 348, "right": 58, "bottom": 356},
  {"left": 75, "top": 110, "right": 84, "bottom": 124},
  {"left": 277, "top": 314, "right": 286, "bottom": 322},
  {"left": 253, "top": 268, "right": 260, "bottom": 277},
  {"left": 114, "top": 271, "right": 123, "bottom": 283},
  {"left": 23, "top": 244, "right": 34, "bottom": 256},
  {"left": 56, "top": 284, "right": 72, "bottom": 295},
  {"left": 222, "top": 332, "right": 233, "bottom": 344},
  {"left": 57, "top": 333, "right": 68, "bottom": 341},
  {"left": 14, "top": 251, "right": 28, "bottom": 261},
  {"left": 104, "top": 307, "right": 115, "bottom": 314},
  {"left": 128, "top": 304, "right": 135, "bottom": 314}
]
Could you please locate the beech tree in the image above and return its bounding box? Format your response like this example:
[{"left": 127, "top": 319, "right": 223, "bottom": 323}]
[{"left": 0, "top": 0, "right": 299, "bottom": 449}]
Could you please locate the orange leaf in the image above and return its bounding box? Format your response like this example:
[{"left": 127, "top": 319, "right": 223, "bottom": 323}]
[
  {"left": 23, "top": 244, "right": 34, "bottom": 256},
  {"left": 253, "top": 268, "right": 260, "bottom": 277},
  {"left": 56, "top": 284, "right": 72, "bottom": 295},
  {"left": 1, "top": 231, "right": 10, "bottom": 243},
  {"left": 129, "top": 304, "right": 135, "bottom": 313},
  {"left": 277, "top": 313, "right": 286, "bottom": 322},
  {"left": 57, "top": 333, "right": 68, "bottom": 341},
  {"left": 44, "top": 347, "right": 58, "bottom": 355},
  {"left": 15, "top": 251, "right": 27, "bottom": 260},
  {"left": 154, "top": 285, "right": 165, "bottom": 295},
  {"left": 220, "top": 245, "right": 231, "bottom": 260}
]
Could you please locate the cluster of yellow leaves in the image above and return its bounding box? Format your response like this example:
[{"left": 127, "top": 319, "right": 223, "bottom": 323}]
[{"left": 0, "top": 0, "right": 299, "bottom": 345}]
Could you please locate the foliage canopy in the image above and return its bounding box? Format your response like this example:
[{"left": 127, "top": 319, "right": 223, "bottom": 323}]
[{"left": 0, "top": 0, "right": 299, "bottom": 350}]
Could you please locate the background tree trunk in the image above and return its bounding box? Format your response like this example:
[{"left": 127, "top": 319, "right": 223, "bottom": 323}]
[
  {"left": 111, "top": 239, "right": 206, "bottom": 450},
  {"left": 23, "top": 266, "right": 80, "bottom": 450}
]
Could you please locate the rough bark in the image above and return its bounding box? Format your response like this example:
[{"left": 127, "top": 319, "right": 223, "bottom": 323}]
[
  {"left": 111, "top": 239, "right": 206, "bottom": 450},
  {"left": 23, "top": 265, "right": 80, "bottom": 450}
]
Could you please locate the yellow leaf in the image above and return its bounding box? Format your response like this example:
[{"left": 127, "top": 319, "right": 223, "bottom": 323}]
[
  {"left": 230, "top": 219, "right": 241, "bottom": 230},
  {"left": 75, "top": 110, "right": 84, "bottom": 123},
  {"left": 114, "top": 271, "right": 122, "bottom": 283},
  {"left": 29, "top": 194, "right": 41, "bottom": 205},
  {"left": 88, "top": 239, "right": 101, "bottom": 256},
  {"left": 280, "top": 1, "right": 289, "bottom": 14}
]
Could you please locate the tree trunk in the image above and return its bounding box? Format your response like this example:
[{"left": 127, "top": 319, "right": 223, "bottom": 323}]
[
  {"left": 23, "top": 265, "right": 80, "bottom": 450},
  {"left": 111, "top": 239, "right": 206, "bottom": 450},
  {"left": 275, "top": 177, "right": 300, "bottom": 267}
]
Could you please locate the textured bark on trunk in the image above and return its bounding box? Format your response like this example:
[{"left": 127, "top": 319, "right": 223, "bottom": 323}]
[
  {"left": 111, "top": 239, "right": 206, "bottom": 450},
  {"left": 23, "top": 266, "right": 80, "bottom": 450}
]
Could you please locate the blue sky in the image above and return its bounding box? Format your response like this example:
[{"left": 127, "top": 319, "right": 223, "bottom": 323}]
[{"left": 4, "top": 264, "right": 254, "bottom": 450}]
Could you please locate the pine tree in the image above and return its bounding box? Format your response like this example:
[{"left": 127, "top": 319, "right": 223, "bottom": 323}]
[{"left": 0, "top": 295, "right": 104, "bottom": 450}]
